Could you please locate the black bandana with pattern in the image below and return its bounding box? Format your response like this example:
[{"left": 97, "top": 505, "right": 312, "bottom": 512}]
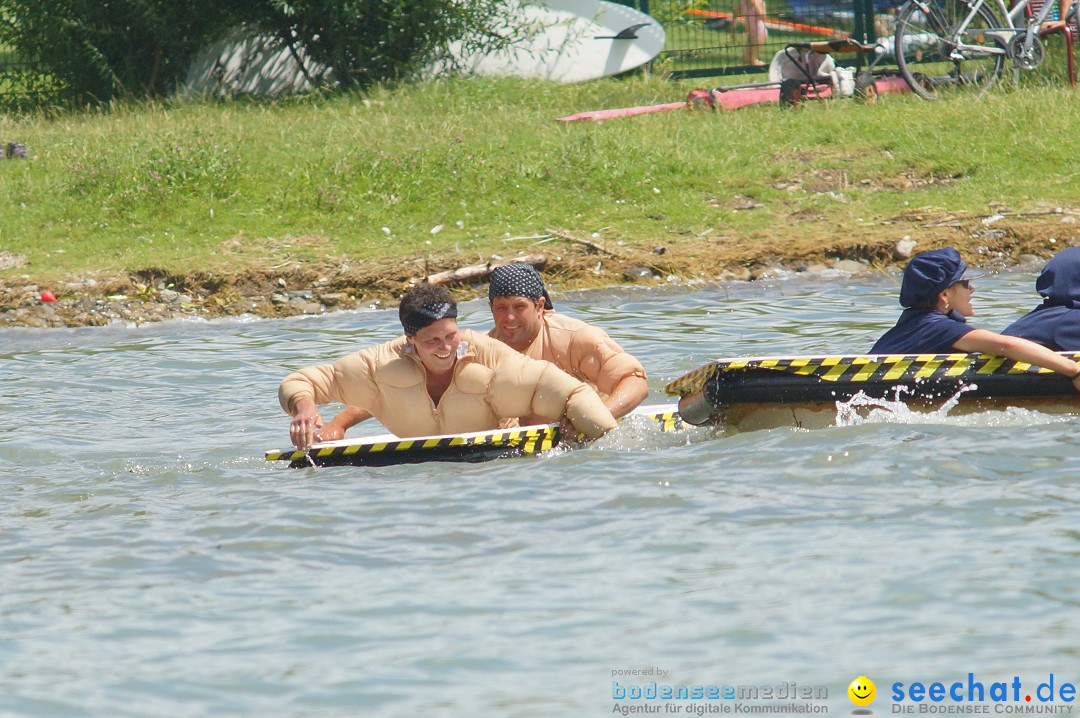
[
  {"left": 401, "top": 301, "right": 458, "bottom": 336},
  {"left": 487, "top": 263, "right": 554, "bottom": 310}
]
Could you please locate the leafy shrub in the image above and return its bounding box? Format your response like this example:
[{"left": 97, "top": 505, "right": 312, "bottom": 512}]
[
  {"left": 0, "top": 0, "right": 252, "bottom": 102},
  {"left": 0, "top": 0, "right": 523, "bottom": 103},
  {"left": 252, "top": 0, "right": 519, "bottom": 90}
]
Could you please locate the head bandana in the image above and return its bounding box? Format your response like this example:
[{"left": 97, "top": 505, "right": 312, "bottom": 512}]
[
  {"left": 400, "top": 301, "right": 458, "bottom": 336},
  {"left": 488, "top": 263, "right": 554, "bottom": 310}
]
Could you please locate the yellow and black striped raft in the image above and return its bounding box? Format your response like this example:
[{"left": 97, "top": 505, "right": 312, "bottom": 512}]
[
  {"left": 665, "top": 352, "right": 1080, "bottom": 425},
  {"left": 266, "top": 404, "right": 682, "bottom": 468}
]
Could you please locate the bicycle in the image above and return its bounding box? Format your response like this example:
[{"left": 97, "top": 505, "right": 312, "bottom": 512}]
[{"left": 892, "top": 0, "right": 1078, "bottom": 98}]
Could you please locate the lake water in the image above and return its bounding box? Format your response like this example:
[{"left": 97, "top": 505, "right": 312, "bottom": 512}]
[{"left": 3, "top": 267, "right": 1079, "bottom": 718}]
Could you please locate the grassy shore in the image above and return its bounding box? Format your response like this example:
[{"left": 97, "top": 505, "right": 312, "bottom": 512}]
[{"left": 1, "top": 72, "right": 1079, "bottom": 324}]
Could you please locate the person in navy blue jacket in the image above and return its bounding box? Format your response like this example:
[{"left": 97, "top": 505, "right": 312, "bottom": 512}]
[
  {"left": 871, "top": 247, "right": 1080, "bottom": 384},
  {"left": 1002, "top": 247, "right": 1080, "bottom": 350}
]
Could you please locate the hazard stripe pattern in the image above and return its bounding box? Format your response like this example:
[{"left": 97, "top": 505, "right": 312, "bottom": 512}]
[
  {"left": 265, "top": 426, "right": 558, "bottom": 463},
  {"left": 663, "top": 352, "right": 1080, "bottom": 397},
  {"left": 265, "top": 408, "right": 682, "bottom": 464}
]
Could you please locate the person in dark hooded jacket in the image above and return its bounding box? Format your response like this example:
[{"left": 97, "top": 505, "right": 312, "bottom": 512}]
[
  {"left": 871, "top": 247, "right": 1080, "bottom": 387},
  {"left": 1001, "top": 247, "right": 1080, "bottom": 350}
]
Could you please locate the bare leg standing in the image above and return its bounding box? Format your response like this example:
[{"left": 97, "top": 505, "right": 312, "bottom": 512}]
[{"left": 740, "top": 0, "right": 768, "bottom": 65}]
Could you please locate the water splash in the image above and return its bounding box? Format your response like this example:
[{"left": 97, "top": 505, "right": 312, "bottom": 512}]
[
  {"left": 595, "top": 411, "right": 703, "bottom": 453},
  {"left": 835, "top": 384, "right": 974, "bottom": 427},
  {"left": 834, "top": 384, "right": 1074, "bottom": 428},
  {"left": 538, "top": 412, "right": 705, "bottom": 460}
]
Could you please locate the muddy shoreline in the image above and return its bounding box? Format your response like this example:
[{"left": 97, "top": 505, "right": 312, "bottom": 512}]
[{"left": 2, "top": 211, "right": 1075, "bottom": 329}]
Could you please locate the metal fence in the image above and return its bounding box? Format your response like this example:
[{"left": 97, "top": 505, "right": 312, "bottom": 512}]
[
  {"left": 617, "top": 0, "right": 880, "bottom": 77},
  {"left": 621, "top": 0, "right": 1080, "bottom": 79}
]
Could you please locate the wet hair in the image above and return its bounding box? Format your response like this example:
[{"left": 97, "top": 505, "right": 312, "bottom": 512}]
[{"left": 398, "top": 284, "right": 458, "bottom": 336}]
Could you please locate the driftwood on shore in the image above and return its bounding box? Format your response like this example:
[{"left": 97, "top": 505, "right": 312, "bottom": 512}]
[
  {"left": 422, "top": 254, "right": 547, "bottom": 286},
  {"left": 542, "top": 227, "right": 621, "bottom": 257},
  {"left": 921, "top": 208, "right": 1078, "bottom": 228},
  {"left": 500, "top": 228, "right": 622, "bottom": 257}
]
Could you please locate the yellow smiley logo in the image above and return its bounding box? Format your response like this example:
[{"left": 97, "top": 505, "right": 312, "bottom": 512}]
[{"left": 848, "top": 676, "right": 876, "bottom": 706}]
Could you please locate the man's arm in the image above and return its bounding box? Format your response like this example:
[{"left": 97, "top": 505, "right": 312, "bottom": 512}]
[
  {"left": 318, "top": 406, "right": 373, "bottom": 441},
  {"left": 288, "top": 397, "right": 324, "bottom": 450},
  {"left": 481, "top": 333, "right": 617, "bottom": 438},
  {"left": 603, "top": 374, "right": 650, "bottom": 419},
  {"left": 570, "top": 327, "right": 650, "bottom": 418},
  {"left": 278, "top": 349, "right": 380, "bottom": 449},
  {"left": 279, "top": 363, "right": 338, "bottom": 449},
  {"left": 953, "top": 329, "right": 1080, "bottom": 384}
]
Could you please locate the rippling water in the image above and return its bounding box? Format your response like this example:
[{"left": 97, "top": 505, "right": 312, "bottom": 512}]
[{"left": 3, "top": 267, "right": 1079, "bottom": 717}]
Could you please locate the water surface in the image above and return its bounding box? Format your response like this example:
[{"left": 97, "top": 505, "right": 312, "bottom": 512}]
[{"left": 2, "top": 267, "right": 1078, "bottom": 717}]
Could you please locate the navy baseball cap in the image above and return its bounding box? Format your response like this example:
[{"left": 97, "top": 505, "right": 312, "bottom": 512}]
[{"left": 898, "top": 247, "right": 983, "bottom": 308}]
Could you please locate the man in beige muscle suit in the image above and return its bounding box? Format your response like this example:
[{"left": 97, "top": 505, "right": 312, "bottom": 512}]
[
  {"left": 485, "top": 263, "right": 648, "bottom": 423},
  {"left": 315, "top": 265, "right": 648, "bottom": 441},
  {"left": 281, "top": 284, "right": 616, "bottom": 449}
]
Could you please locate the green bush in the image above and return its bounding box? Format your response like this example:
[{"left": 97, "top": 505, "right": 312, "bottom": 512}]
[
  {"left": 252, "top": 0, "right": 520, "bottom": 90},
  {"left": 0, "top": 0, "right": 252, "bottom": 102},
  {"left": 0, "top": 0, "right": 522, "bottom": 104}
]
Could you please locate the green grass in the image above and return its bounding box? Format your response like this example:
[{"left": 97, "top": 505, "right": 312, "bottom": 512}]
[{"left": 1, "top": 71, "right": 1079, "bottom": 284}]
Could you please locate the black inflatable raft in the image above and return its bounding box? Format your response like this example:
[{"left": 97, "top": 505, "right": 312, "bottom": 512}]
[{"left": 666, "top": 352, "right": 1080, "bottom": 426}]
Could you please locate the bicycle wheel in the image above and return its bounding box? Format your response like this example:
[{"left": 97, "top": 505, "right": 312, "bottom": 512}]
[{"left": 894, "top": 0, "right": 1006, "bottom": 99}]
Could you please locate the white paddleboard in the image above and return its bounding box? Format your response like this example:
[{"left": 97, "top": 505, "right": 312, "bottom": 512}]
[
  {"left": 184, "top": 0, "right": 663, "bottom": 95},
  {"left": 265, "top": 404, "right": 682, "bottom": 467},
  {"left": 440, "top": 0, "right": 666, "bottom": 83}
]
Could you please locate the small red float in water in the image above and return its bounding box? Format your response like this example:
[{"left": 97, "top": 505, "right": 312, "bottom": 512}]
[{"left": 40, "top": 290, "right": 57, "bottom": 303}]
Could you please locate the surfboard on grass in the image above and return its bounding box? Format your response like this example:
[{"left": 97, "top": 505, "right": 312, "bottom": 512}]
[
  {"left": 437, "top": 0, "right": 665, "bottom": 83},
  {"left": 266, "top": 404, "right": 682, "bottom": 468},
  {"left": 183, "top": 27, "right": 331, "bottom": 96},
  {"left": 666, "top": 352, "right": 1080, "bottom": 430}
]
